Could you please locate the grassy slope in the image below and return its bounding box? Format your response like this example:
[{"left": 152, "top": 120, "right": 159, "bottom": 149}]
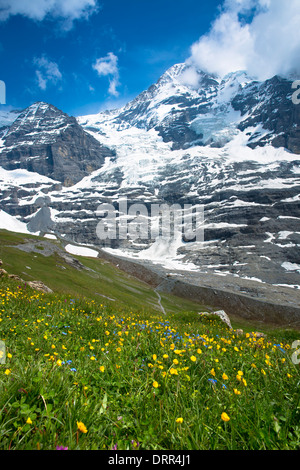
[
  {"left": 0, "top": 228, "right": 298, "bottom": 341},
  {"left": 1, "top": 231, "right": 300, "bottom": 450},
  {"left": 0, "top": 269, "right": 299, "bottom": 450},
  {"left": 0, "top": 229, "right": 207, "bottom": 317}
]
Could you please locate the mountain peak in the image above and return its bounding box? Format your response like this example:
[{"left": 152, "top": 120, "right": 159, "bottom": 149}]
[
  {"left": 158, "top": 63, "right": 188, "bottom": 82},
  {"left": 0, "top": 100, "right": 114, "bottom": 186}
]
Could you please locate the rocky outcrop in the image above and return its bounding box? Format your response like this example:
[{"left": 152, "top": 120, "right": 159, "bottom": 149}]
[
  {"left": 27, "top": 281, "right": 53, "bottom": 294},
  {"left": 199, "top": 310, "right": 233, "bottom": 329}
]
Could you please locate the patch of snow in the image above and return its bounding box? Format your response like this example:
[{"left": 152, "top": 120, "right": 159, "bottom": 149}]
[
  {"left": 65, "top": 244, "right": 99, "bottom": 258},
  {"left": 281, "top": 262, "right": 300, "bottom": 272},
  {"left": 0, "top": 166, "right": 58, "bottom": 188},
  {"left": 0, "top": 209, "right": 32, "bottom": 234},
  {"left": 44, "top": 234, "right": 57, "bottom": 240},
  {"left": 278, "top": 231, "right": 293, "bottom": 240}
]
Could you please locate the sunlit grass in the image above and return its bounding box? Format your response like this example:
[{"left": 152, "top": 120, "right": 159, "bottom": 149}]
[{"left": 0, "top": 276, "right": 299, "bottom": 450}]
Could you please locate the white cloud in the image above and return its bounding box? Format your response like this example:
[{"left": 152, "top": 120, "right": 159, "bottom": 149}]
[
  {"left": 35, "top": 70, "right": 47, "bottom": 90},
  {"left": 0, "top": 0, "right": 98, "bottom": 28},
  {"left": 178, "top": 67, "right": 201, "bottom": 89},
  {"left": 93, "top": 52, "right": 120, "bottom": 97},
  {"left": 186, "top": 0, "right": 300, "bottom": 81},
  {"left": 34, "top": 56, "right": 62, "bottom": 90}
]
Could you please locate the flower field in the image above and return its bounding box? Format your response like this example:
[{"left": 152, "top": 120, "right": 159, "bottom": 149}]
[{"left": 0, "top": 277, "right": 299, "bottom": 450}]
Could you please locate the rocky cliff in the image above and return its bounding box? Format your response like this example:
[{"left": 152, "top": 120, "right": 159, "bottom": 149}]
[{"left": 0, "top": 102, "right": 115, "bottom": 186}]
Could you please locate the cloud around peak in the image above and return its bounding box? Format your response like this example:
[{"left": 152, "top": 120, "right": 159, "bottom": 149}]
[{"left": 186, "top": 0, "right": 300, "bottom": 81}]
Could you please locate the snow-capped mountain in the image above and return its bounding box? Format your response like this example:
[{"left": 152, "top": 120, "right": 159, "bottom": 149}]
[
  {"left": 79, "top": 64, "right": 299, "bottom": 153},
  {"left": 0, "top": 63, "right": 299, "bottom": 316},
  {"left": 0, "top": 102, "right": 114, "bottom": 186}
]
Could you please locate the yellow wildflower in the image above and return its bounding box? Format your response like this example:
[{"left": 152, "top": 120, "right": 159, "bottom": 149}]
[
  {"left": 77, "top": 421, "right": 88, "bottom": 433},
  {"left": 221, "top": 412, "right": 230, "bottom": 422}
]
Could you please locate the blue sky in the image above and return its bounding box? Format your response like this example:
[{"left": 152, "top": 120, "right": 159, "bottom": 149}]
[
  {"left": 0, "top": 0, "right": 221, "bottom": 116},
  {"left": 1, "top": 0, "right": 299, "bottom": 117}
]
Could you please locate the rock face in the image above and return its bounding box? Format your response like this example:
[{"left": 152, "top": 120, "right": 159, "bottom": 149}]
[
  {"left": 0, "top": 102, "right": 115, "bottom": 186},
  {"left": 27, "top": 281, "right": 53, "bottom": 294},
  {"left": 232, "top": 75, "right": 300, "bottom": 154}
]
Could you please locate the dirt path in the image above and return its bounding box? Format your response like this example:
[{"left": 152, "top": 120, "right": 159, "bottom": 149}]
[{"left": 154, "top": 287, "right": 166, "bottom": 315}]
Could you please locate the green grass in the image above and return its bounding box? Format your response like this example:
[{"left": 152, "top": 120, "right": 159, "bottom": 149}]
[
  {"left": 0, "top": 275, "right": 299, "bottom": 450},
  {"left": 0, "top": 229, "right": 300, "bottom": 450}
]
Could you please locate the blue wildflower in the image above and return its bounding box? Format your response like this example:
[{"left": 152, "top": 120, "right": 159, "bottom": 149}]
[
  {"left": 208, "top": 379, "right": 217, "bottom": 384},
  {"left": 274, "top": 344, "right": 286, "bottom": 353}
]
